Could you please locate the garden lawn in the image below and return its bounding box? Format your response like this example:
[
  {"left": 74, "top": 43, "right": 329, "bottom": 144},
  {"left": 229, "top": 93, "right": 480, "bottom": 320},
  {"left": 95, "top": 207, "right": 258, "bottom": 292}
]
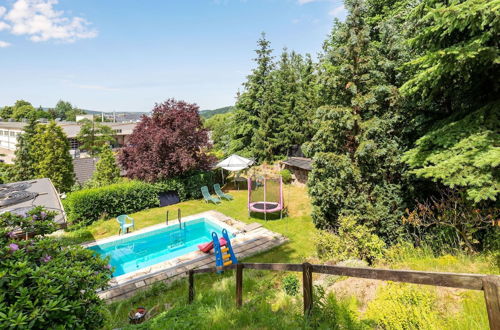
[
  {"left": 61, "top": 185, "right": 498, "bottom": 329},
  {"left": 64, "top": 184, "right": 315, "bottom": 263}
]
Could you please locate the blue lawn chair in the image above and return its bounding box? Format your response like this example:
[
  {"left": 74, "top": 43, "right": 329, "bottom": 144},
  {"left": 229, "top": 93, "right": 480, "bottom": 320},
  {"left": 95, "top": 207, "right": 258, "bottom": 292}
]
[
  {"left": 214, "top": 184, "right": 233, "bottom": 200},
  {"left": 116, "top": 215, "right": 134, "bottom": 235},
  {"left": 201, "top": 186, "right": 221, "bottom": 204}
]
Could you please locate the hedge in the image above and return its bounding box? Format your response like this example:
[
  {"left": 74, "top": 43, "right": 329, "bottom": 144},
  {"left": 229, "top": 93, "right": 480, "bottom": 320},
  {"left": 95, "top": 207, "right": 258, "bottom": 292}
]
[{"left": 64, "top": 171, "right": 216, "bottom": 227}]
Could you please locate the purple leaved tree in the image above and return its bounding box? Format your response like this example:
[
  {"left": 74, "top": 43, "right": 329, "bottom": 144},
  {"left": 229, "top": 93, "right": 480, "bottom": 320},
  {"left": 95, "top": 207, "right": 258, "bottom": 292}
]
[{"left": 119, "top": 99, "right": 214, "bottom": 181}]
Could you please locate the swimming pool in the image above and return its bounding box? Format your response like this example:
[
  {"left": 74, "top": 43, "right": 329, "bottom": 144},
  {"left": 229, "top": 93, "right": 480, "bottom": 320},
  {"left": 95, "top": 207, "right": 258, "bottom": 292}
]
[{"left": 88, "top": 218, "right": 230, "bottom": 277}]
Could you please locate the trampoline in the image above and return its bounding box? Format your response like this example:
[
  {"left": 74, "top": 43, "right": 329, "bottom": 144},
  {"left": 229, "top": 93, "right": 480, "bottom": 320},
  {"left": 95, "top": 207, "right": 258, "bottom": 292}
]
[{"left": 247, "top": 176, "right": 283, "bottom": 220}]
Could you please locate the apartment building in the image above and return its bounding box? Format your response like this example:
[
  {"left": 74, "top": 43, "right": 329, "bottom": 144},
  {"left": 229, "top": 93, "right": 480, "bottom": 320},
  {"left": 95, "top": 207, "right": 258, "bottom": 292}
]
[{"left": 0, "top": 121, "right": 137, "bottom": 164}]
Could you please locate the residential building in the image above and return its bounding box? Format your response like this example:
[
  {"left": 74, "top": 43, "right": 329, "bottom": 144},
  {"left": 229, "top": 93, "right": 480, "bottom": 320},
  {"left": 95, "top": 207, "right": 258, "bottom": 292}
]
[{"left": 0, "top": 121, "right": 137, "bottom": 164}]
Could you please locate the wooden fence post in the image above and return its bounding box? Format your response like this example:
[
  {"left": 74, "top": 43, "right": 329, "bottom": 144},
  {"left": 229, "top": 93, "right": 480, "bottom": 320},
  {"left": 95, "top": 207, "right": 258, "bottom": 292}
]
[
  {"left": 302, "top": 262, "right": 313, "bottom": 315},
  {"left": 483, "top": 276, "right": 500, "bottom": 330},
  {"left": 188, "top": 270, "right": 194, "bottom": 304},
  {"left": 236, "top": 263, "right": 243, "bottom": 308}
]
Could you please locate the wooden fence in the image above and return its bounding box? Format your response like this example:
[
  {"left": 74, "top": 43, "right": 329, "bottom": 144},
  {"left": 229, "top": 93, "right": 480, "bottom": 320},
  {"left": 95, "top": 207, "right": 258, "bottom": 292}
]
[{"left": 187, "top": 262, "right": 500, "bottom": 330}]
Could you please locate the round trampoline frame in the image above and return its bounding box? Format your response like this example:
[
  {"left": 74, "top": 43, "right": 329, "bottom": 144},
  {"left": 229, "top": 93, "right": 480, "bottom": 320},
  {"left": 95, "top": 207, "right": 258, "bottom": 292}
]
[{"left": 247, "top": 176, "right": 283, "bottom": 220}]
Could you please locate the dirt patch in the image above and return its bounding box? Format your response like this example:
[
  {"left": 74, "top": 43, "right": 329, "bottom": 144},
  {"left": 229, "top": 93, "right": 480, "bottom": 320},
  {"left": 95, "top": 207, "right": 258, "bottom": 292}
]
[{"left": 326, "top": 277, "right": 385, "bottom": 313}]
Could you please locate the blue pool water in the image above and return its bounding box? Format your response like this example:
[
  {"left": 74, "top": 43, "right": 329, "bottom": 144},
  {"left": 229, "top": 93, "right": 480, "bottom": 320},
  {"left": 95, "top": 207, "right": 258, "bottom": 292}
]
[{"left": 88, "top": 218, "right": 229, "bottom": 277}]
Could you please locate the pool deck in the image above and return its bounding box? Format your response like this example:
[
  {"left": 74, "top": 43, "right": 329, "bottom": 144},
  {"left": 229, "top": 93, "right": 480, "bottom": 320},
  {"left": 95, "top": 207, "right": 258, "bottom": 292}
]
[{"left": 89, "top": 210, "right": 287, "bottom": 302}]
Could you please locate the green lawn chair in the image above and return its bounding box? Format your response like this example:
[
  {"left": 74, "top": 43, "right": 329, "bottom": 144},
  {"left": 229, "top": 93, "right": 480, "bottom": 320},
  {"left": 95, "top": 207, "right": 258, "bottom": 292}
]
[
  {"left": 214, "top": 184, "right": 233, "bottom": 200},
  {"left": 201, "top": 186, "right": 221, "bottom": 204},
  {"left": 116, "top": 215, "right": 134, "bottom": 235}
]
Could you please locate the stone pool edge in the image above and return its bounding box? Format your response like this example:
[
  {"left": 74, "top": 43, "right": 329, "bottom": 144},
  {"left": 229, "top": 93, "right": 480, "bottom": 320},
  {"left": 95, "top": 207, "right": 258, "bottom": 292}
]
[{"left": 94, "top": 210, "right": 287, "bottom": 302}]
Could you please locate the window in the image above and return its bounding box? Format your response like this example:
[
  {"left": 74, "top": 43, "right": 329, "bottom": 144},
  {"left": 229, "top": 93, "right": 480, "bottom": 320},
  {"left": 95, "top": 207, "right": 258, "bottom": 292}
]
[
  {"left": 10, "top": 131, "right": 15, "bottom": 137},
  {"left": 113, "top": 129, "right": 122, "bottom": 134}
]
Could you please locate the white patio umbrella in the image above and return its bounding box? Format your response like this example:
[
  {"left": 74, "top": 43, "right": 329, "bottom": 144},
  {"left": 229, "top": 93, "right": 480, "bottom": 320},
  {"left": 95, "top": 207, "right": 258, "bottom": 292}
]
[{"left": 215, "top": 154, "right": 254, "bottom": 187}]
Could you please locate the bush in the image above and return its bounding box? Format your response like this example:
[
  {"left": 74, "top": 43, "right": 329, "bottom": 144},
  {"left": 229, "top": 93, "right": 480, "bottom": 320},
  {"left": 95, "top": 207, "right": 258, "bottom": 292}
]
[
  {"left": 365, "top": 283, "right": 443, "bottom": 329},
  {"left": 64, "top": 171, "right": 216, "bottom": 227},
  {"left": 280, "top": 169, "right": 292, "bottom": 184},
  {"left": 282, "top": 274, "right": 299, "bottom": 296},
  {"left": 0, "top": 208, "right": 112, "bottom": 329},
  {"left": 315, "top": 215, "right": 385, "bottom": 264}
]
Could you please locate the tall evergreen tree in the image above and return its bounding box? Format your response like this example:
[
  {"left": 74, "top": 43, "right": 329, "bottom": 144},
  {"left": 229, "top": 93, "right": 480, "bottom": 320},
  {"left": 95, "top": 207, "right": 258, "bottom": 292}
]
[
  {"left": 305, "top": 0, "right": 404, "bottom": 240},
  {"left": 32, "top": 121, "right": 75, "bottom": 192},
  {"left": 11, "top": 118, "right": 38, "bottom": 181},
  {"left": 230, "top": 33, "right": 275, "bottom": 159}
]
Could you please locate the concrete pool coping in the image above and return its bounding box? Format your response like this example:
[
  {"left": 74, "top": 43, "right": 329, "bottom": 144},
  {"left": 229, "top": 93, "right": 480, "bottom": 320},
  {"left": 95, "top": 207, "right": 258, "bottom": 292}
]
[{"left": 87, "top": 210, "right": 287, "bottom": 302}]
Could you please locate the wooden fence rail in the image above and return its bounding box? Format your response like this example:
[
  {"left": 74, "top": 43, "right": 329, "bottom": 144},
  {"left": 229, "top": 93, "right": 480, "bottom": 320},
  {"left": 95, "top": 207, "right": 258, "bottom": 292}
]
[{"left": 187, "top": 262, "right": 500, "bottom": 330}]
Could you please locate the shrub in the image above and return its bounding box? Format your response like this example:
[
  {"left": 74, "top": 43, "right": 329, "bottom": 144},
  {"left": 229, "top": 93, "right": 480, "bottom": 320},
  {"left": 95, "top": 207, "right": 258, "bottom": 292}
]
[
  {"left": 0, "top": 209, "right": 112, "bottom": 329},
  {"left": 365, "top": 283, "right": 443, "bottom": 329},
  {"left": 315, "top": 215, "right": 385, "bottom": 264},
  {"left": 282, "top": 274, "right": 299, "bottom": 296},
  {"left": 64, "top": 171, "right": 216, "bottom": 226},
  {"left": 64, "top": 180, "right": 159, "bottom": 226},
  {"left": 280, "top": 169, "right": 292, "bottom": 184}
]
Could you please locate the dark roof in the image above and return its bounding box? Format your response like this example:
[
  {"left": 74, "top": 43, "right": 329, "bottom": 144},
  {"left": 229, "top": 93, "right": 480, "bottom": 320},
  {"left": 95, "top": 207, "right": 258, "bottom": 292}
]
[
  {"left": 72, "top": 157, "right": 97, "bottom": 184},
  {"left": 0, "top": 178, "right": 66, "bottom": 225},
  {"left": 282, "top": 157, "right": 313, "bottom": 171}
]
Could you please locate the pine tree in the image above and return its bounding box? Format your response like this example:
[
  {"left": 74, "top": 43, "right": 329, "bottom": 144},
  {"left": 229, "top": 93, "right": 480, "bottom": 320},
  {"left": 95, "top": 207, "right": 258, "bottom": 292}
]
[
  {"left": 305, "top": 0, "right": 404, "bottom": 240},
  {"left": 12, "top": 118, "right": 38, "bottom": 181},
  {"left": 230, "top": 33, "right": 275, "bottom": 159},
  {"left": 77, "top": 119, "right": 116, "bottom": 156},
  {"left": 91, "top": 147, "right": 120, "bottom": 186},
  {"left": 32, "top": 121, "right": 75, "bottom": 192}
]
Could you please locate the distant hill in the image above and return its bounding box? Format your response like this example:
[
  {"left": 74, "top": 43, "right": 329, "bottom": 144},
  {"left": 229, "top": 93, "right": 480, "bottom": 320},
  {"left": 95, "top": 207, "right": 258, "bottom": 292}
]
[{"left": 199, "top": 106, "right": 235, "bottom": 119}]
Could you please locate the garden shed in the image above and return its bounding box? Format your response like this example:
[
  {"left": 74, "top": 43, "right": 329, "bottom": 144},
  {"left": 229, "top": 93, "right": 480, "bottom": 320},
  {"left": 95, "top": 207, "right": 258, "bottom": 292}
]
[{"left": 280, "top": 157, "right": 312, "bottom": 185}]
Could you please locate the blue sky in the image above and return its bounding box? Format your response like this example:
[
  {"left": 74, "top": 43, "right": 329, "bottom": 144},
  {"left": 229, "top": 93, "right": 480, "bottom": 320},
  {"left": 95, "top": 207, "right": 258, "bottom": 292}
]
[{"left": 0, "top": 0, "right": 346, "bottom": 112}]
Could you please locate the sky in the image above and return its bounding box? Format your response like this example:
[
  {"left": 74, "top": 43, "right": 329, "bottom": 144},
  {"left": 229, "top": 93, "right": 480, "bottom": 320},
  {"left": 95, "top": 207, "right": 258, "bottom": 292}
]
[{"left": 0, "top": 0, "right": 346, "bottom": 112}]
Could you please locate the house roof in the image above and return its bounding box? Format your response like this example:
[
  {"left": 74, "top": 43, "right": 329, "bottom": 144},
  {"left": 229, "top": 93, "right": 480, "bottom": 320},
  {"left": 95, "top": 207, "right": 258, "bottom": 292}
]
[
  {"left": 0, "top": 178, "right": 66, "bottom": 225},
  {"left": 281, "top": 157, "right": 313, "bottom": 171},
  {"left": 73, "top": 157, "right": 97, "bottom": 184}
]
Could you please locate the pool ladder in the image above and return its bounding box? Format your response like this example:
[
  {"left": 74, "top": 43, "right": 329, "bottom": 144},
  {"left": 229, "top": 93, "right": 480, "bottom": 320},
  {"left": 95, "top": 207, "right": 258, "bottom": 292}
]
[{"left": 166, "top": 208, "right": 184, "bottom": 229}]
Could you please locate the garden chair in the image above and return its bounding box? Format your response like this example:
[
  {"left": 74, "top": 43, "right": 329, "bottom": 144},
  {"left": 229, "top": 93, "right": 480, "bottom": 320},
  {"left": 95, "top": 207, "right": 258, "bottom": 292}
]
[
  {"left": 116, "top": 215, "right": 135, "bottom": 235},
  {"left": 214, "top": 184, "right": 233, "bottom": 200},
  {"left": 201, "top": 186, "right": 221, "bottom": 204}
]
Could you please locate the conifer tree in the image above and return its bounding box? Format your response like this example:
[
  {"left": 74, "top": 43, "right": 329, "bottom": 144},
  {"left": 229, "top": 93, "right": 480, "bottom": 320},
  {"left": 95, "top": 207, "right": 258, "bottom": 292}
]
[
  {"left": 305, "top": 0, "right": 404, "bottom": 240},
  {"left": 12, "top": 118, "right": 38, "bottom": 181},
  {"left": 91, "top": 147, "right": 120, "bottom": 186},
  {"left": 32, "top": 121, "right": 75, "bottom": 192},
  {"left": 230, "top": 33, "right": 275, "bottom": 159}
]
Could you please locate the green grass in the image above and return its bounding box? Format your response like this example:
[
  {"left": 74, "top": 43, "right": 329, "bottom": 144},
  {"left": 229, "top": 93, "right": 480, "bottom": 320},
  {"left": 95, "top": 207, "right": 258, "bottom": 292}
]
[{"left": 61, "top": 185, "right": 497, "bottom": 329}]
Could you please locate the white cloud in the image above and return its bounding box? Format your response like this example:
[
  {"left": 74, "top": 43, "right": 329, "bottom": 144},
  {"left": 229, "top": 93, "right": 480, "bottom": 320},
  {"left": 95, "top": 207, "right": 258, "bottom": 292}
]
[
  {"left": 329, "top": 4, "right": 346, "bottom": 17},
  {"left": 0, "top": 0, "right": 97, "bottom": 43},
  {"left": 0, "top": 6, "right": 6, "bottom": 17},
  {"left": 0, "top": 40, "right": 11, "bottom": 48},
  {"left": 0, "top": 21, "right": 9, "bottom": 31}
]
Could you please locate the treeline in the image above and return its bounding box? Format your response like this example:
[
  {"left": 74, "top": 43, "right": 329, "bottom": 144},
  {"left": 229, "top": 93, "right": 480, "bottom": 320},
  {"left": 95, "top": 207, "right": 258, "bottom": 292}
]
[
  {"left": 209, "top": 0, "right": 499, "bottom": 249},
  {"left": 0, "top": 100, "right": 85, "bottom": 121}
]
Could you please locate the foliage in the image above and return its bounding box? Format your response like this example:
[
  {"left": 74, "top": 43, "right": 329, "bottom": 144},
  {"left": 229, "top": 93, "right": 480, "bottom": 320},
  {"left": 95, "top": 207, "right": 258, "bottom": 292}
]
[
  {"left": 402, "top": 189, "right": 499, "bottom": 253},
  {"left": 365, "top": 283, "right": 443, "bottom": 329},
  {"left": 49, "top": 100, "right": 85, "bottom": 121},
  {"left": 11, "top": 117, "right": 38, "bottom": 181},
  {"left": 280, "top": 169, "right": 292, "bottom": 184},
  {"left": 281, "top": 274, "right": 299, "bottom": 296},
  {"left": 64, "top": 171, "right": 216, "bottom": 227},
  {"left": 77, "top": 119, "right": 116, "bottom": 156},
  {"left": 32, "top": 121, "right": 75, "bottom": 192},
  {"left": 119, "top": 99, "right": 213, "bottom": 182},
  {"left": 90, "top": 147, "right": 121, "bottom": 187},
  {"left": 204, "top": 112, "right": 235, "bottom": 158},
  {"left": 0, "top": 100, "right": 48, "bottom": 121},
  {"left": 305, "top": 0, "right": 405, "bottom": 241},
  {"left": 315, "top": 215, "right": 386, "bottom": 264},
  {"left": 0, "top": 208, "right": 112, "bottom": 329},
  {"left": 403, "top": 103, "right": 499, "bottom": 202},
  {"left": 401, "top": 0, "right": 500, "bottom": 202}
]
